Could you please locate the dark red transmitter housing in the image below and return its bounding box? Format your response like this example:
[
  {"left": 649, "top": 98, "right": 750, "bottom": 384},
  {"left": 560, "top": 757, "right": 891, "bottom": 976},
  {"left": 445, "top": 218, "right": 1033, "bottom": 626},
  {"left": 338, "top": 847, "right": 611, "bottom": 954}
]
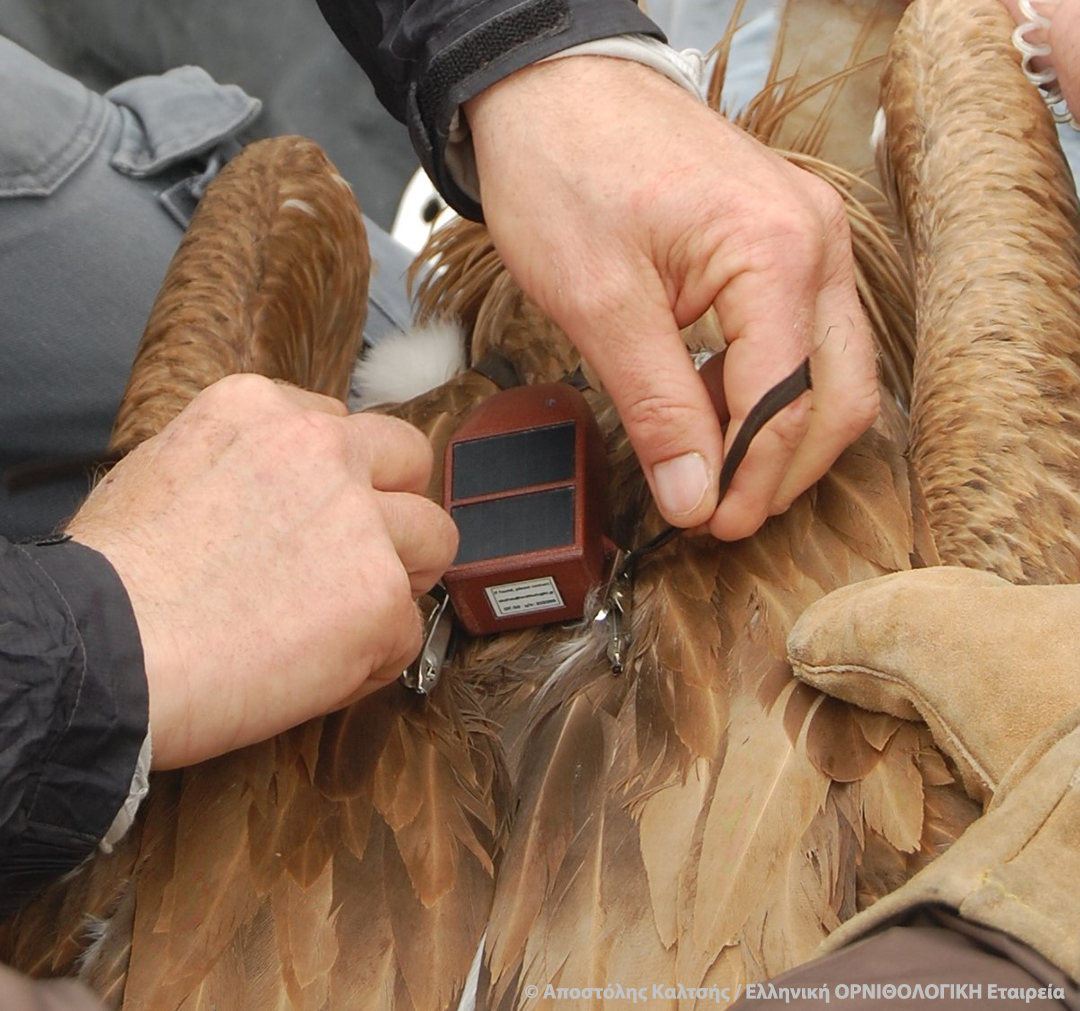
[{"left": 441, "top": 382, "right": 609, "bottom": 635}]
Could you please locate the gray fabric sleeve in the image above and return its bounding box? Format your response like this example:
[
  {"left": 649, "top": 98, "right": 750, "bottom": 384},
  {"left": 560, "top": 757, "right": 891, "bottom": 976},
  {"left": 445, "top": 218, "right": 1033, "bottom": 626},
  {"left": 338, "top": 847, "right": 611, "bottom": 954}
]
[{"left": 0, "top": 38, "right": 415, "bottom": 539}]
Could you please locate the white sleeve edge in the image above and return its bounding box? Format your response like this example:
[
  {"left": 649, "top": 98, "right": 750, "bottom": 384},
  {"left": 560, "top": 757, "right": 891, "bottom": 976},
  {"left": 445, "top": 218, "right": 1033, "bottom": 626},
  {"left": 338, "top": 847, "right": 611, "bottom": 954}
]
[{"left": 99, "top": 729, "right": 151, "bottom": 854}]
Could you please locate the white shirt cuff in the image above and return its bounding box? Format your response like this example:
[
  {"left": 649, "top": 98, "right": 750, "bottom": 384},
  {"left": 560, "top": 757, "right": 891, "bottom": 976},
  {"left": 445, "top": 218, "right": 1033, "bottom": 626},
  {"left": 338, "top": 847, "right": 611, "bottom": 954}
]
[
  {"left": 99, "top": 730, "right": 151, "bottom": 854},
  {"left": 540, "top": 33, "right": 707, "bottom": 101}
]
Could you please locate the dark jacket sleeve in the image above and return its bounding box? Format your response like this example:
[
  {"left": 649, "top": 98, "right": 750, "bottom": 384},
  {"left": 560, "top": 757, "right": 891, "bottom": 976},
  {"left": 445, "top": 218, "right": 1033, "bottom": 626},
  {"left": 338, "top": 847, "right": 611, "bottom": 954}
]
[
  {"left": 0, "top": 536, "right": 147, "bottom": 920},
  {"left": 314, "top": 0, "right": 665, "bottom": 219}
]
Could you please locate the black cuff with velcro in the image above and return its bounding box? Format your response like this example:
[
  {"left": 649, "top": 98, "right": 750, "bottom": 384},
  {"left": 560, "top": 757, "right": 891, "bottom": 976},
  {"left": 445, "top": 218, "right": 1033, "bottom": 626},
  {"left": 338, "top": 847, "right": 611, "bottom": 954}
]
[{"left": 406, "top": 0, "right": 664, "bottom": 220}]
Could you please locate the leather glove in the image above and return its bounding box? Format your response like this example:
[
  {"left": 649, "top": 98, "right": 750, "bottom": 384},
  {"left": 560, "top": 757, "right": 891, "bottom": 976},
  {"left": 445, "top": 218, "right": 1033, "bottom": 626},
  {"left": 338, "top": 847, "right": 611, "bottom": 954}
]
[
  {"left": 786, "top": 566, "right": 1080, "bottom": 803},
  {"left": 790, "top": 568, "right": 1080, "bottom": 980}
]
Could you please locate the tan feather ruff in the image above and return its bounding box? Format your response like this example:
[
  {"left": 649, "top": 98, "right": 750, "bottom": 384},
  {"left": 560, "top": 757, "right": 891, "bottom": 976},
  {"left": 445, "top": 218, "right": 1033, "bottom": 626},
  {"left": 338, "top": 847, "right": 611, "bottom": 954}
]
[{"left": 2, "top": 0, "right": 1075, "bottom": 1007}]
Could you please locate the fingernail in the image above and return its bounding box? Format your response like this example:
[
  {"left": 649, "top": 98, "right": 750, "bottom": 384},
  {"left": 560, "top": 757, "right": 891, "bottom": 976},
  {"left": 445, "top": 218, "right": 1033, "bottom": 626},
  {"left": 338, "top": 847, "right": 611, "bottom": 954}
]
[{"left": 652, "top": 452, "right": 710, "bottom": 518}]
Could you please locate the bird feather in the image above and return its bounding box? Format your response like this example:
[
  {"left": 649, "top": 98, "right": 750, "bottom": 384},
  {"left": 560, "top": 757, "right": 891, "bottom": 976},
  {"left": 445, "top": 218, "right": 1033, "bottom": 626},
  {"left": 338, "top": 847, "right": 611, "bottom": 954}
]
[{"left": 11, "top": 4, "right": 1080, "bottom": 1008}]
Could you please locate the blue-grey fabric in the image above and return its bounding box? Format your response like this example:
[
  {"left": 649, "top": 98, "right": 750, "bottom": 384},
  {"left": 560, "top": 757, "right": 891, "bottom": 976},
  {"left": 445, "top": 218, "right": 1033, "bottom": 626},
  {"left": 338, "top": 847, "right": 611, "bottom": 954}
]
[
  {"left": 0, "top": 0, "right": 420, "bottom": 232},
  {"left": 0, "top": 38, "right": 416, "bottom": 539},
  {"left": 647, "top": 0, "right": 768, "bottom": 53},
  {"left": 0, "top": 40, "right": 201, "bottom": 537},
  {"left": 709, "top": 4, "right": 779, "bottom": 114}
]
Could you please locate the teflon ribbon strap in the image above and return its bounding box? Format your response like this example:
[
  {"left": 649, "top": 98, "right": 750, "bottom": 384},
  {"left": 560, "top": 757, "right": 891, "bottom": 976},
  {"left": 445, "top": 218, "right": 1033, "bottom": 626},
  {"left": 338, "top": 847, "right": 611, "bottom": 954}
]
[{"left": 621, "top": 356, "right": 813, "bottom": 570}]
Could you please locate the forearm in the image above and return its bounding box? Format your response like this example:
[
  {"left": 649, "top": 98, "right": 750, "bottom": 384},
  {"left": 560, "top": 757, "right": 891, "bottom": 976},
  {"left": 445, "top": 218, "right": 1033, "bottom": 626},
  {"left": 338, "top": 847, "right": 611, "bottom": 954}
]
[
  {"left": 314, "top": 0, "right": 664, "bottom": 218},
  {"left": 0, "top": 537, "right": 147, "bottom": 919}
]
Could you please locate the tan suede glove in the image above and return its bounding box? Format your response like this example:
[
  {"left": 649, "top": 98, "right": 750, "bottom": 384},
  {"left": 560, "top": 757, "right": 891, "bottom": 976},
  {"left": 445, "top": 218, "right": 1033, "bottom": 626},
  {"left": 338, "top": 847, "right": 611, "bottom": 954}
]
[{"left": 787, "top": 567, "right": 1080, "bottom": 803}]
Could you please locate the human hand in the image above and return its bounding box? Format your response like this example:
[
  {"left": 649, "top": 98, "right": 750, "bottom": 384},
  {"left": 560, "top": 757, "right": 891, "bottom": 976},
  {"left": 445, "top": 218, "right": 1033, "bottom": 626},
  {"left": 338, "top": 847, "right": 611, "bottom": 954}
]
[
  {"left": 465, "top": 57, "right": 878, "bottom": 540},
  {"left": 67, "top": 375, "right": 458, "bottom": 770},
  {"left": 1001, "top": 0, "right": 1080, "bottom": 114},
  {"left": 787, "top": 567, "right": 1080, "bottom": 803}
]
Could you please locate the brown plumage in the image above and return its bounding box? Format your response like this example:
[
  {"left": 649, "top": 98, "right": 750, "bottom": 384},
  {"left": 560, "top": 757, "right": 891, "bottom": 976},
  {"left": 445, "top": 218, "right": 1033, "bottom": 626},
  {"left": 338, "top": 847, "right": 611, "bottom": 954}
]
[
  {"left": 111, "top": 135, "right": 370, "bottom": 451},
  {"left": 3, "top": 0, "right": 1079, "bottom": 1007},
  {"left": 881, "top": 0, "right": 1080, "bottom": 581}
]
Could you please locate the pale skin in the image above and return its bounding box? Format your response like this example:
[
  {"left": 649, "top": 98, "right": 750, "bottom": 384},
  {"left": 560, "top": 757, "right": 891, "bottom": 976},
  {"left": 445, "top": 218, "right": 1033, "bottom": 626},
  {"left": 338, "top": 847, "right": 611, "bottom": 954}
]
[
  {"left": 69, "top": 43, "right": 892, "bottom": 770},
  {"left": 1000, "top": 0, "right": 1080, "bottom": 111},
  {"left": 465, "top": 56, "right": 881, "bottom": 541},
  {"left": 68, "top": 376, "right": 458, "bottom": 770}
]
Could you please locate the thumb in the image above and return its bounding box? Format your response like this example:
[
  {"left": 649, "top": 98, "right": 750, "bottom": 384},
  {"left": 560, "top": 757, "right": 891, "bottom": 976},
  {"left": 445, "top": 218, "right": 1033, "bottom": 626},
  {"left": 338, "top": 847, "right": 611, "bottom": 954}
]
[
  {"left": 788, "top": 567, "right": 1080, "bottom": 800},
  {"left": 563, "top": 284, "right": 724, "bottom": 529}
]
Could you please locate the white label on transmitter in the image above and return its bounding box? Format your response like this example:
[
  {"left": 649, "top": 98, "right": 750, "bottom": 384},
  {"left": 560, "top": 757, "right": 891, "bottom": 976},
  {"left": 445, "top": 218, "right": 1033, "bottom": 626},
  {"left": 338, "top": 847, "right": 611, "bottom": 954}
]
[{"left": 485, "top": 576, "right": 564, "bottom": 618}]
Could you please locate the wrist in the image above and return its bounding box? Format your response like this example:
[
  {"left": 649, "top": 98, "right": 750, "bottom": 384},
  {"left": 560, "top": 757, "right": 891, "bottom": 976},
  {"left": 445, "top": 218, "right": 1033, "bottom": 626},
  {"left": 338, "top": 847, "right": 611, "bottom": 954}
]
[
  {"left": 67, "top": 525, "right": 193, "bottom": 770},
  {"left": 461, "top": 41, "right": 706, "bottom": 205},
  {"left": 536, "top": 34, "right": 706, "bottom": 100},
  {"left": 465, "top": 54, "right": 702, "bottom": 168}
]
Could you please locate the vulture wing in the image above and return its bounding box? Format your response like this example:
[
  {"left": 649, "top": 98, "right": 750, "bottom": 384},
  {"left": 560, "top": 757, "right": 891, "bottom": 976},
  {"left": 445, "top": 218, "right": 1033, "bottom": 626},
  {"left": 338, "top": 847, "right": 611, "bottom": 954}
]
[{"left": 5, "top": 0, "right": 1080, "bottom": 1008}]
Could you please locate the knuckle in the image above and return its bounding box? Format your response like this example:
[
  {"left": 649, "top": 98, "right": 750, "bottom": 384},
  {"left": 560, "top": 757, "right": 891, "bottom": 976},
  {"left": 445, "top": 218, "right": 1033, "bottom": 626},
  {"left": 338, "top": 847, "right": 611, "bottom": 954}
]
[
  {"left": 740, "top": 176, "right": 850, "bottom": 280},
  {"left": 804, "top": 174, "right": 848, "bottom": 228},
  {"left": 769, "top": 389, "right": 813, "bottom": 447},
  {"left": 426, "top": 502, "right": 460, "bottom": 568},
  {"left": 742, "top": 204, "right": 825, "bottom": 277},
  {"left": 764, "top": 410, "right": 809, "bottom": 456},
  {"left": 620, "top": 393, "right": 701, "bottom": 459},
  {"left": 366, "top": 413, "right": 435, "bottom": 470},
  {"left": 561, "top": 282, "right": 626, "bottom": 333},
  {"left": 821, "top": 381, "right": 880, "bottom": 442},
  {"left": 848, "top": 383, "right": 881, "bottom": 432},
  {"left": 275, "top": 408, "right": 349, "bottom": 460},
  {"left": 382, "top": 584, "right": 424, "bottom": 667},
  {"left": 368, "top": 548, "right": 415, "bottom": 620},
  {"left": 819, "top": 191, "right": 851, "bottom": 241},
  {"left": 204, "top": 373, "right": 278, "bottom": 407},
  {"left": 393, "top": 608, "right": 425, "bottom": 671},
  {"left": 401, "top": 497, "right": 460, "bottom": 590}
]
